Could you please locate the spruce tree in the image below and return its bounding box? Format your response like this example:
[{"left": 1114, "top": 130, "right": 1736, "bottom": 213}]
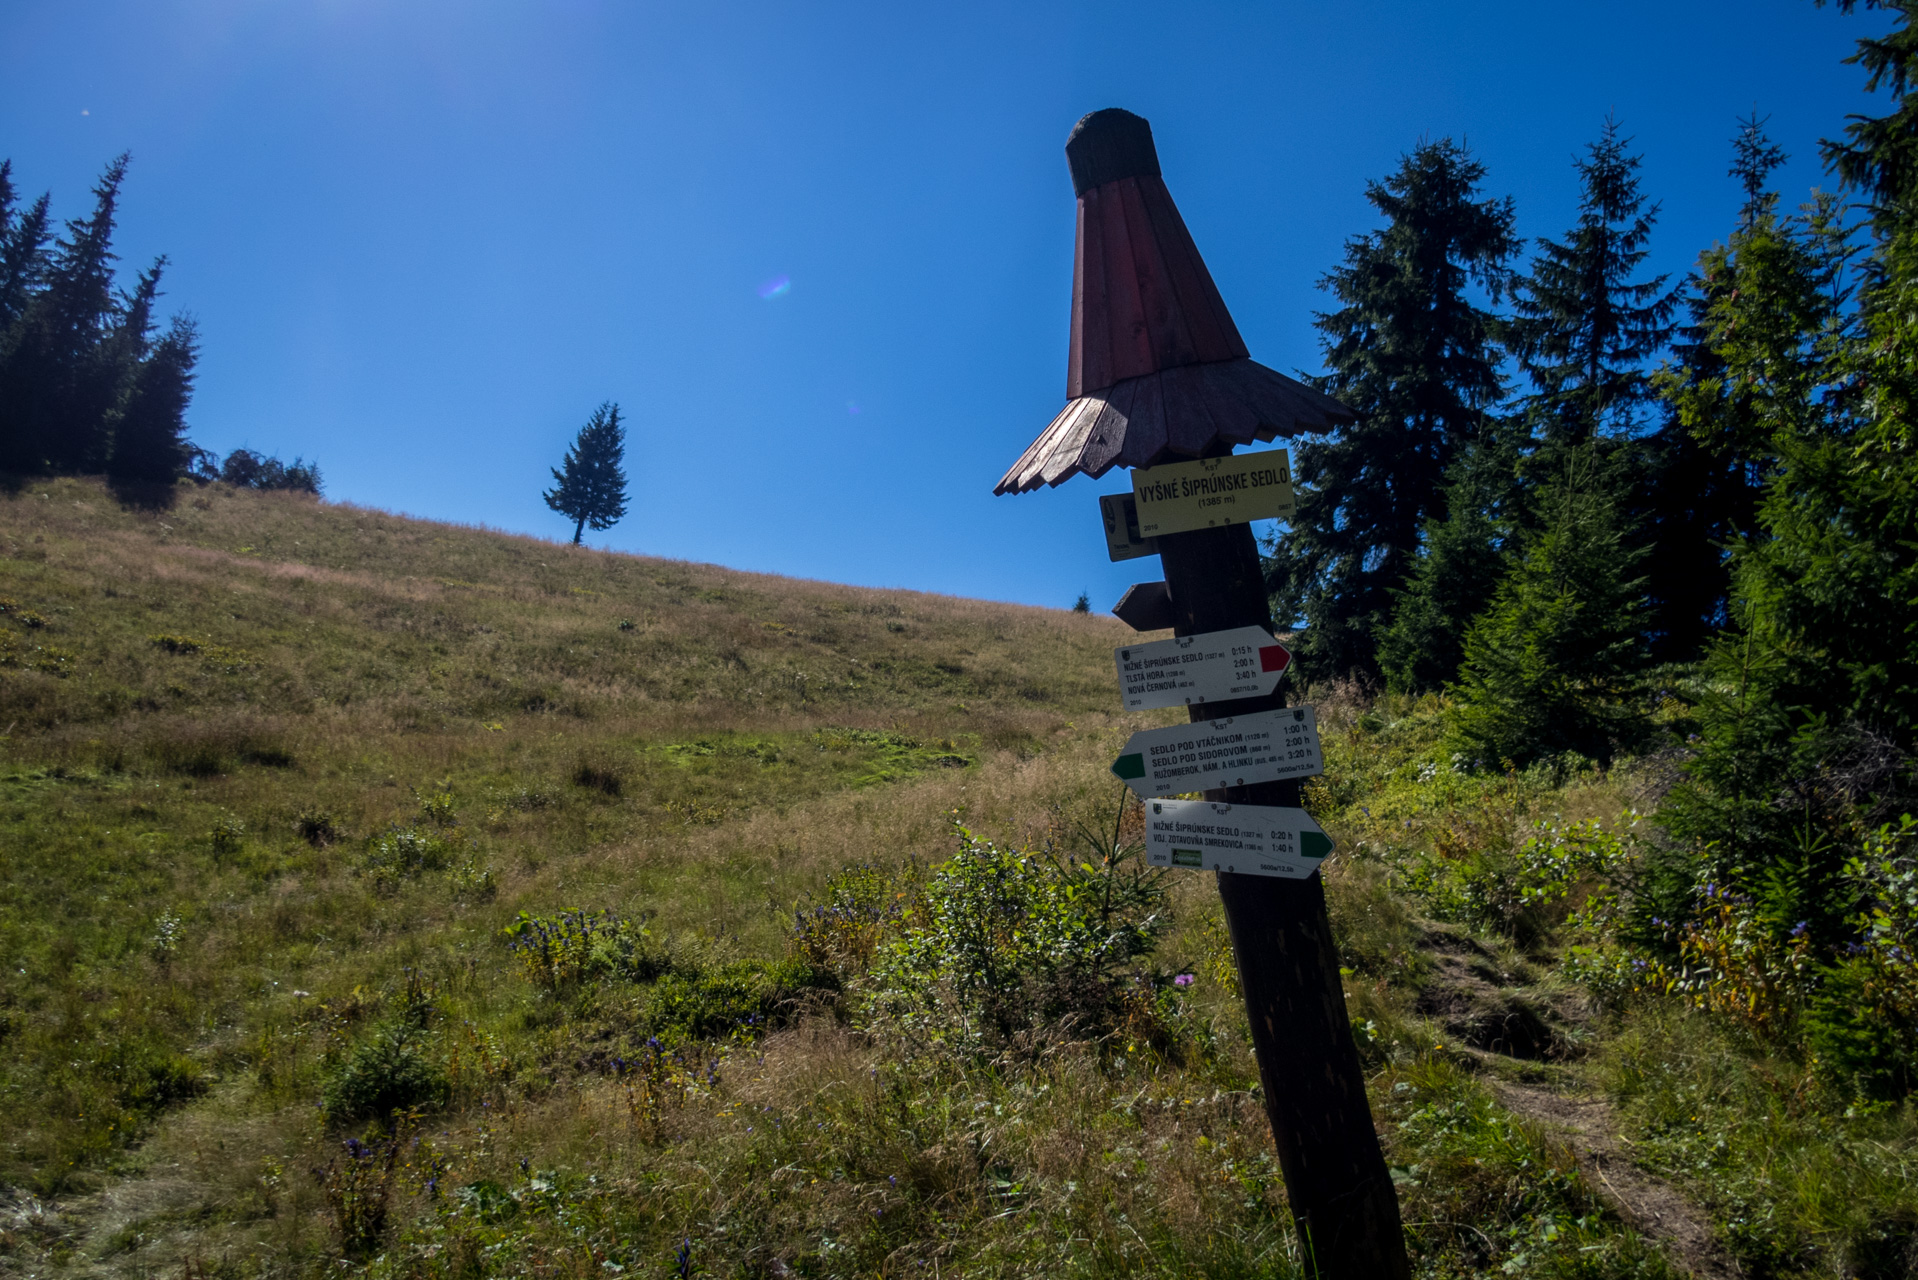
[
  {"left": 1265, "top": 139, "right": 1519, "bottom": 682},
  {"left": 544, "top": 402, "right": 629, "bottom": 545},
  {"left": 107, "top": 315, "right": 198, "bottom": 503},
  {"left": 1655, "top": 3, "right": 1910, "bottom": 1009},
  {"left": 0, "top": 154, "right": 129, "bottom": 474},
  {"left": 1643, "top": 117, "right": 1833, "bottom": 660},
  {"left": 1446, "top": 446, "right": 1649, "bottom": 767},
  {"left": 1507, "top": 117, "right": 1679, "bottom": 449},
  {"left": 1375, "top": 433, "right": 1520, "bottom": 692},
  {"left": 1731, "top": 111, "right": 1790, "bottom": 228},
  {"left": 0, "top": 161, "right": 52, "bottom": 334},
  {"left": 0, "top": 156, "right": 200, "bottom": 491}
]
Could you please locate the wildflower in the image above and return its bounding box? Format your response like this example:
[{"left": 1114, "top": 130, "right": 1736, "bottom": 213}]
[{"left": 1173, "top": 973, "right": 1195, "bottom": 987}]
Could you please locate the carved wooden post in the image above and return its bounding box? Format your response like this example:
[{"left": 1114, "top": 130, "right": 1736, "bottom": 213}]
[{"left": 995, "top": 109, "right": 1409, "bottom": 1279}]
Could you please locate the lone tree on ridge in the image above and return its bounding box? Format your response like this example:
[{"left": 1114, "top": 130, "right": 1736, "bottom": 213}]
[{"left": 544, "top": 402, "right": 628, "bottom": 545}]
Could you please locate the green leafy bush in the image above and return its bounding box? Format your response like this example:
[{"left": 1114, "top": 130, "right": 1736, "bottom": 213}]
[
  {"left": 860, "top": 822, "right": 1169, "bottom": 1058},
  {"left": 363, "top": 826, "right": 459, "bottom": 881},
  {"left": 640, "top": 958, "right": 821, "bottom": 1042},
  {"left": 295, "top": 805, "right": 342, "bottom": 847},
  {"left": 208, "top": 812, "right": 245, "bottom": 858},
  {"left": 1806, "top": 816, "right": 1918, "bottom": 1097},
  {"left": 503, "top": 907, "right": 820, "bottom": 1041},
  {"left": 1400, "top": 817, "right": 1632, "bottom": 945}
]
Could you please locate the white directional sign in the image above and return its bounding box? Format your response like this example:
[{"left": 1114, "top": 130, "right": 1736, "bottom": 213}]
[
  {"left": 1110, "top": 707, "right": 1323, "bottom": 798},
  {"left": 1115, "top": 626, "right": 1292, "bottom": 710},
  {"left": 1131, "top": 449, "right": 1294, "bottom": 539},
  {"left": 1144, "top": 800, "right": 1333, "bottom": 879}
]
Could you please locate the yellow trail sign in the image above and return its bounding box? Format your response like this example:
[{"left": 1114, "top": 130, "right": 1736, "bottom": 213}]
[{"left": 1130, "top": 449, "right": 1293, "bottom": 539}]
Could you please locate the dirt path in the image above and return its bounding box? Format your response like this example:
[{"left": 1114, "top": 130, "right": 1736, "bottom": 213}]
[{"left": 1492, "top": 1081, "right": 1740, "bottom": 1280}]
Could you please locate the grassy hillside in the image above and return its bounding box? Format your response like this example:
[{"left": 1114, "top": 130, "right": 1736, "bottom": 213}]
[
  {"left": 0, "top": 477, "right": 1909, "bottom": 1280},
  {"left": 0, "top": 474, "right": 1136, "bottom": 1156}
]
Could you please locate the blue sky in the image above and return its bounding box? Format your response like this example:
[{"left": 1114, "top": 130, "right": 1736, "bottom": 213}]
[{"left": 0, "top": 1, "right": 1892, "bottom": 610}]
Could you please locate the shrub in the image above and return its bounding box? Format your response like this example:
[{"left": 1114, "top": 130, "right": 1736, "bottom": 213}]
[
  {"left": 571, "top": 758, "right": 623, "bottom": 796},
  {"left": 218, "top": 448, "right": 323, "bottom": 495},
  {"left": 295, "top": 806, "right": 342, "bottom": 847},
  {"left": 792, "top": 863, "right": 909, "bottom": 979},
  {"left": 97, "top": 1037, "right": 205, "bottom": 1115},
  {"left": 502, "top": 909, "right": 667, "bottom": 989},
  {"left": 362, "top": 790, "right": 470, "bottom": 882},
  {"left": 149, "top": 910, "right": 183, "bottom": 964},
  {"left": 640, "top": 958, "right": 821, "bottom": 1042},
  {"left": 501, "top": 909, "right": 820, "bottom": 1041},
  {"left": 416, "top": 784, "right": 459, "bottom": 827},
  {"left": 860, "top": 821, "right": 1168, "bottom": 1058},
  {"left": 363, "top": 826, "right": 460, "bottom": 883},
  {"left": 1806, "top": 815, "right": 1918, "bottom": 1097},
  {"left": 1400, "top": 817, "right": 1633, "bottom": 945},
  {"left": 1651, "top": 885, "right": 1815, "bottom": 1040},
  {"left": 208, "top": 812, "right": 246, "bottom": 859},
  {"left": 321, "top": 1023, "right": 449, "bottom": 1123},
  {"left": 148, "top": 632, "right": 255, "bottom": 671},
  {"left": 450, "top": 855, "right": 497, "bottom": 901}
]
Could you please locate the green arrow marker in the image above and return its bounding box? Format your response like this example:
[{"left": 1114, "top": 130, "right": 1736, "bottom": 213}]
[
  {"left": 1111, "top": 752, "right": 1146, "bottom": 780},
  {"left": 1300, "top": 830, "right": 1334, "bottom": 860}
]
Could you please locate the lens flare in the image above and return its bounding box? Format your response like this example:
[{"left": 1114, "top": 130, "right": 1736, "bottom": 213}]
[
  {"left": 757, "top": 275, "right": 791, "bottom": 300},
  {"left": 846, "top": 401, "right": 862, "bottom": 416}
]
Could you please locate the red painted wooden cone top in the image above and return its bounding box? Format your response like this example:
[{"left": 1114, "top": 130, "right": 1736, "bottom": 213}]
[{"left": 996, "top": 109, "right": 1353, "bottom": 495}]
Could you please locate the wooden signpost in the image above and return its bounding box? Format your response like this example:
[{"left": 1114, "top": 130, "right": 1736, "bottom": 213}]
[{"left": 994, "top": 108, "right": 1410, "bottom": 1279}]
